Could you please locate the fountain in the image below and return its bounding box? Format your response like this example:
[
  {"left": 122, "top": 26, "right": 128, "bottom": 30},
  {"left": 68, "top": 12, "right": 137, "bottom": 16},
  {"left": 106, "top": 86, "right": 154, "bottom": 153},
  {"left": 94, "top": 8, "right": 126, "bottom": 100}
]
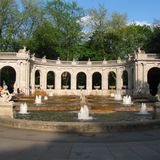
[
  {"left": 48, "top": 85, "right": 53, "bottom": 97},
  {"left": 13, "top": 94, "right": 157, "bottom": 133},
  {"left": 78, "top": 93, "right": 93, "bottom": 120},
  {"left": 44, "top": 96, "right": 48, "bottom": 100},
  {"left": 114, "top": 91, "right": 122, "bottom": 100},
  {"left": 138, "top": 103, "right": 149, "bottom": 115},
  {"left": 19, "top": 103, "right": 28, "bottom": 114},
  {"left": 123, "top": 95, "right": 132, "bottom": 105},
  {"left": 78, "top": 105, "right": 93, "bottom": 120},
  {"left": 35, "top": 95, "right": 42, "bottom": 104}
]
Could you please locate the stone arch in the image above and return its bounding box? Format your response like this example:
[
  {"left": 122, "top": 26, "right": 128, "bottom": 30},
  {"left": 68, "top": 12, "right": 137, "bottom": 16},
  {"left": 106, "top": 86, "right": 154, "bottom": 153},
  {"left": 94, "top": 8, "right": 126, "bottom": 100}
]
[
  {"left": 122, "top": 70, "right": 128, "bottom": 89},
  {"left": 92, "top": 72, "right": 102, "bottom": 90},
  {"left": 61, "top": 71, "right": 71, "bottom": 89},
  {"left": 35, "top": 70, "right": 41, "bottom": 88},
  {"left": 0, "top": 66, "right": 16, "bottom": 93},
  {"left": 76, "top": 72, "right": 87, "bottom": 89},
  {"left": 108, "top": 71, "right": 116, "bottom": 89},
  {"left": 47, "top": 71, "right": 55, "bottom": 89},
  {"left": 147, "top": 67, "right": 160, "bottom": 96}
]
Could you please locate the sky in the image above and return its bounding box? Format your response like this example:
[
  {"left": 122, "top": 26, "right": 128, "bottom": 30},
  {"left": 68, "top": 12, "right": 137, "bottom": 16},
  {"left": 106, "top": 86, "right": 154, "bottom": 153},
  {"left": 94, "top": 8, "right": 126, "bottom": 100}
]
[
  {"left": 16, "top": 0, "right": 160, "bottom": 25},
  {"left": 67, "top": 0, "right": 160, "bottom": 25}
]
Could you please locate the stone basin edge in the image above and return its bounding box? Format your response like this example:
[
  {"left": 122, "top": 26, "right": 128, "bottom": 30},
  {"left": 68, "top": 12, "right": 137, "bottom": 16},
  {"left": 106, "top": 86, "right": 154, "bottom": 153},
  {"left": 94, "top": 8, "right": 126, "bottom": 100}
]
[{"left": 0, "top": 117, "right": 160, "bottom": 133}]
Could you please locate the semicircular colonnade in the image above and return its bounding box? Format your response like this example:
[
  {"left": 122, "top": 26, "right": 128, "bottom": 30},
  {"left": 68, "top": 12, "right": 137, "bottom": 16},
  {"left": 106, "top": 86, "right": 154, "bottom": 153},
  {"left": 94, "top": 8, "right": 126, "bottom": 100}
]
[{"left": 0, "top": 48, "right": 160, "bottom": 97}]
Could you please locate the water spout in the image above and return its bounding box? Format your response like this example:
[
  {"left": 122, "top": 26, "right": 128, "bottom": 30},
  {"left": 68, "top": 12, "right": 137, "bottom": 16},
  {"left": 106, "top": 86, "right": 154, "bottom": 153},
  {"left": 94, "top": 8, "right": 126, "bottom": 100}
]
[
  {"left": 35, "top": 95, "right": 42, "bottom": 104},
  {"left": 19, "top": 103, "right": 28, "bottom": 114},
  {"left": 78, "top": 105, "right": 93, "bottom": 120},
  {"left": 78, "top": 93, "right": 93, "bottom": 120},
  {"left": 123, "top": 95, "right": 132, "bottom": 105},
  {"left": 138, "top": 103, "right": 149, "bottom": 115}
]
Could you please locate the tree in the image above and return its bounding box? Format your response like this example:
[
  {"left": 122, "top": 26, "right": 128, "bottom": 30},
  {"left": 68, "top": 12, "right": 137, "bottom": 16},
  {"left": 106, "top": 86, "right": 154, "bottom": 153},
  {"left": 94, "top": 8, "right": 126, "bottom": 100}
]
[
  {"left": 45, "top": 0, "right": 84, "bottom": 60},
  {"left": 109, "top": 12, "right": 127, "bottom": 30},
  {"left": 119, "top": 24, "right": 152, "bottom": 57},
  {"left": 19, "top": 0, "right": 44, "bottom": 38},
  {"left": 87, "top": 5, "right": 128, "bottom": 60},
  {"left": 32, "top": 20, "right": 58, "bottom": 59},
  {"left": 0, "top": 0, "right": 20, "bottom": 51},
  {"left": 88, "top": 5, "right": 108, "bottom": 59},
  {"left": 0, "top": 0, "right": 45, "bottom": 52},
  {"left": 15, "top": 0, "right": 45, "bottom": 52},
  {"left": 144, "top": 24, "right": 160, "bottom": 53}
]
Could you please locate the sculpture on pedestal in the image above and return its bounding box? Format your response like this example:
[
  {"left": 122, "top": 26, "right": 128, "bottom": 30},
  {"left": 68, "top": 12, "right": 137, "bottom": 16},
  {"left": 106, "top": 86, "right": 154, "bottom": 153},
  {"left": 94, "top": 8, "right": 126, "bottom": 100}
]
[{"left": 0, "top": 85, "right": 12, "bottom": 102}]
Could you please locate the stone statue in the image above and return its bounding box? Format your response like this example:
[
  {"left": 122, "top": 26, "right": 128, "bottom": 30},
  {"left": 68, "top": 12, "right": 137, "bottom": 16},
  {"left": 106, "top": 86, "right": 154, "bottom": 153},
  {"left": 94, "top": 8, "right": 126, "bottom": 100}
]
[
  {"left": 80, "top": 93, "right": 86, "bottom": 106},
  {"left": 18, "top": 46, "right": 26, "bottom": 53},
  {"left": 138, "top": 47, "right": 142, "bottom": 53},
  {"left": 0, "top": 85, "right": 12, "bottom": 102},
  {"left": 31, "top": 53, "right": 35, "bottom": 60},
  {"left": 137, "top": 47, "right": 145, "bottom": 54},
  {"left": 42, "top": 56, "right": 47, "bottom": 63}
]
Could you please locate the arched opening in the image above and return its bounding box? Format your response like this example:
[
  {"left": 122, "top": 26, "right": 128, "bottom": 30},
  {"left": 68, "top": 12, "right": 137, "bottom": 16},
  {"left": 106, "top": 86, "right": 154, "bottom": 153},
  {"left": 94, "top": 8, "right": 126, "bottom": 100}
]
[
  {"left": 122, "top": 70, "right": 128, "bottom": 89},
  {"left": 147, "top": 67, "right": 160, "bottom": 96},
  {"left": 92, "top": 72, "right": 102, "bottom": 90},
  {"left": 35, "top": 70, "right": 40, "bottom": 88},
  {"left": 76, "top": 72, "right": 86, "bottom": 89},
  {"left": 0, "top": 66, "right": 16, "bottom": 93},
  {"left": 61, "top": 72, "right": 71, "bottom": 89},
  {"left": 47, "top": 71, "right": 55, "bottom": 89},
  {"left": 108, "top": 71, "right": 116, "bottom": 89}
]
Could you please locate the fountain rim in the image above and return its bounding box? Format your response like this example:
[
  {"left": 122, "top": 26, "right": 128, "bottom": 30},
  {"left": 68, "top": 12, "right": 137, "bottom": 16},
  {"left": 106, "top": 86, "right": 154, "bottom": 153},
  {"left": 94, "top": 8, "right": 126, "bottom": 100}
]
[{"left": 0, "top": 117, "right": 159, "bottom": 133}]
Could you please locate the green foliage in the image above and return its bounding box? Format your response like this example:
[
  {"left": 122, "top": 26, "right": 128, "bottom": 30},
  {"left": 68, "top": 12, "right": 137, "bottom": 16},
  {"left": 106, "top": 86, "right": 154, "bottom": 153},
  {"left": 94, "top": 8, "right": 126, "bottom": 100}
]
[
  {"left": 144, "top": 25, "right": 160, "bottom": 53},
  {"left": 0, "top": 0, "right": 19, "bottom": 51},
  {"left": 0, "top": 0, "right": 159, "bottom": 61},
  {"left": 45, "top": 0, "right": 84, "bottom": 60},
  {"left": 32, "top": 21, "right": 58, "bottom": 58},
  {"left": 87, "top": 5, "right": 108, "bottom": 59}
]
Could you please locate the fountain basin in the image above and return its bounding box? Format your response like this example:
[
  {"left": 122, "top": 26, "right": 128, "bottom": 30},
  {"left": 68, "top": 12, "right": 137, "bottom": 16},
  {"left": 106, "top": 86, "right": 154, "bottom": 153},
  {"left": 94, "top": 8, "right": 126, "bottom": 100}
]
[
  {"left": 0, "top": 116, "right": 160, "bottom": 133},
  {"left": 15, "top": 110, "right": 152, "bottom": 122},
  {"left": 10, "top": 95, "right": 158, "bottom": 133}
]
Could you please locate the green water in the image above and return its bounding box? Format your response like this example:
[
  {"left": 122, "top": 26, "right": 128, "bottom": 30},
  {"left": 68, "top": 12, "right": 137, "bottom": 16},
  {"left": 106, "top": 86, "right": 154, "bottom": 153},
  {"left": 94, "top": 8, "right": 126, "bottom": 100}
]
[{"left": 15, "top": 111, "right": 152, "bottom": 122}]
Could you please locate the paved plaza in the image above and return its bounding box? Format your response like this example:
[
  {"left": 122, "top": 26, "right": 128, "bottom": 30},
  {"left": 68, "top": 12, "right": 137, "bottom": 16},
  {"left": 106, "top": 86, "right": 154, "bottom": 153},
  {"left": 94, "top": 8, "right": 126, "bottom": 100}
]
[{"left": 0, "top": 126, "right": 160, "bottom": 160}]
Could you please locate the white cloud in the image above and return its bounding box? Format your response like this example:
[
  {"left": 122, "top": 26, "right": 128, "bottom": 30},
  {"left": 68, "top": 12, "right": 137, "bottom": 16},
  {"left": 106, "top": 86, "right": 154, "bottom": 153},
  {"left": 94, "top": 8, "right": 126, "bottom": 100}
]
[
  {"left": 81, "top": 15, "right": 91, "bottom": 26},
  {"left": 127, "top": 21, "right": 152, "bottom": 26}
]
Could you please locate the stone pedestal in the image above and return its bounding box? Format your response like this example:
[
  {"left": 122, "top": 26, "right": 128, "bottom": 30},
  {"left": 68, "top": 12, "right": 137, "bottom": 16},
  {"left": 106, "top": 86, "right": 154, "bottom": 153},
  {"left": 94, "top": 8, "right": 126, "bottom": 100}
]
[
  {"left": 0, "top": 102, "right": 14, "bottom": 118},
  {"left": 153, "top": 102, "right": 160, "bottom": 119}
]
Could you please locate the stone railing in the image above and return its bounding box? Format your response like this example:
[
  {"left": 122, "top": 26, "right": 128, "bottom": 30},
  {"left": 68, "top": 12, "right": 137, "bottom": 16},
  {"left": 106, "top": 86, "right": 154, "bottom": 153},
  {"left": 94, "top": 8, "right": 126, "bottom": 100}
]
[
  {"left": 0, "top": 52, "right": 17, "bottom": 59},
  {"left": 33, "top": 58, "right": 127, "bottom": 66}
]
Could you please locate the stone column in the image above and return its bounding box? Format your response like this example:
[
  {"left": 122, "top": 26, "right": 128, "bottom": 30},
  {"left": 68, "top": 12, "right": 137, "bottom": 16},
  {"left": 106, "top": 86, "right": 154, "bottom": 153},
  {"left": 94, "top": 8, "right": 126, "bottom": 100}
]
[
  {"left": 17, "top": 61, "right": 21, "bottom": 90},
  {"left": 24, "top": 61, "right": 30, "bottom": 95},
  {"left": 142, "top": 63, "right": 150, "bottom": 95},
  {"left": 55, "top": 70, "right": 61, "bottom": 90},
  {"left": 20, "top": 62, "right": 25, "bottom": 92},
  {"left": 30, "top": 66, "right": 35, "bottom": 93},
  {"left": 13, "top": 64, "right": 19, "bottom": 93},
  {"left": 41, "top": 69, "right": 47, "bottom": 90},
  {"left": 138, "top": 63, "right": 143, "bottom": 86},
  {"left": 71, "top": 72, "right": 76, "bottom": 91},
  {"left": 143, "top": 63, "right": 149, "bottom": 85},
  {"left": 102, "top": 69, "right": 108, "bottom": 95},
  {"left": 134, "top": 63, "right": 138, "bottom": 92},
  {"left": 87, "top": 69, "right": 92, "bottom": 92},
  {"left": 127, "top": 68, "right": 131, "bottom": 90},
  {"left": 116, "top": 68, "right": 122, "bottom": 90}
]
